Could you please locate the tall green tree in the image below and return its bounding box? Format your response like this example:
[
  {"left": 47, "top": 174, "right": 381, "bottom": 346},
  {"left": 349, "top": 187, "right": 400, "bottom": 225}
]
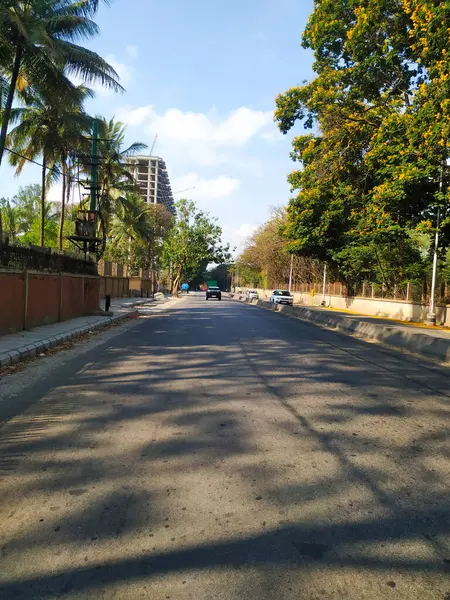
[
  {"left": 0, "top": 184, "right": 42, "bottom": 242},
  {"left": 105, "top": 196, "right": 173, "bottom": 286},
  {"left": 94, "top": 118, "right": 147, "bottom": 232},
  {"left": 275, "top": 0, "right": 448, "bottom": 289},
  {"left": 201, "top": 263, "right": 233, "bottom": 291},
  {"left": 7, "top": 86, "right": 93, "bottom": 247},
  {"left": 0, "top": 197, "right": 18, "bottom": 242},
  {"left": 163, "top": 199, "right": 231, "bottom": 296},
  {"left": 108, "top": 192, "right": 153, "bottom": 259},
  {"left": 0, "top": 0, "right": 123, "bottom": 170},
  {"left": 237, "top": 207, "right": 322, "bottom": 288}
]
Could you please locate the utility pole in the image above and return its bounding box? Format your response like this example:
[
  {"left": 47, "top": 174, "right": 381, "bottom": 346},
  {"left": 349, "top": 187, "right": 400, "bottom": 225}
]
[
  {"left": 90, "top": 118, "right": 99, "bottom": 212},
  {"left": 321, "top": 263, "right": 327, "bottom": 306},
  {"left": 288, "top": 255, "right": 293, "bottom": 293},
  {"left": 67, "top": 117, "right": 105, "bottom": 261},
  {"left": 427, "top": 161, "right": 445, "bottom": 325}
]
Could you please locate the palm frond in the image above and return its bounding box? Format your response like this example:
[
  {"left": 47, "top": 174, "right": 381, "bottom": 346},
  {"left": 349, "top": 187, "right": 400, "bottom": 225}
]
[
  {"left": 53, "top": 39, "right": 124, "bottom": 91},
  {"left": 122, "top": 141, "right": 148, "bottom": 156}
]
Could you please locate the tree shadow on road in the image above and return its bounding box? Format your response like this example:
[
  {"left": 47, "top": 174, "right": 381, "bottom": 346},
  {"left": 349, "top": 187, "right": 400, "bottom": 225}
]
[{"left": 0, "top": 301, "right": 450, "bottom": 599}]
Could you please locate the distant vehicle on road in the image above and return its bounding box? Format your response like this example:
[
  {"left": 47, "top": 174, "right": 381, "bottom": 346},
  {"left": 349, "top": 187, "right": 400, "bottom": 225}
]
[
  {"left": 246, "top": 290, "right": 259, "bottom": 300},
  {"left": 206, "top": 286, "right": 221, "bottom": 301},
  {"left": 270, "top": 289, "right": 293, "bottom": 306}
]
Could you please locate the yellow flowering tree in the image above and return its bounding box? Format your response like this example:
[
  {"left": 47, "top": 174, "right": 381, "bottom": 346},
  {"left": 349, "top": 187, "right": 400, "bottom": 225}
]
[{"left": 276, "top": 0, "right": 450, "bottom": 289}]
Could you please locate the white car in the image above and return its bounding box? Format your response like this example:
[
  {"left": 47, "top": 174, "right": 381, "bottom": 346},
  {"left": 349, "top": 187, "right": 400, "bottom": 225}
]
[
  {"left": 270, "top": 289, "right": 293, "bottom": 306},
  {"left": 246, "top": 290, "right": 259, "bottom": 300}
]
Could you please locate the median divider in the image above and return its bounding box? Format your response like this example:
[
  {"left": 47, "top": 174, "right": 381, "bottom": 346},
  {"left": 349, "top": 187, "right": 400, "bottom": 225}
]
[{"left": 230, "top": 294, "right": 450, "bottom": 364}]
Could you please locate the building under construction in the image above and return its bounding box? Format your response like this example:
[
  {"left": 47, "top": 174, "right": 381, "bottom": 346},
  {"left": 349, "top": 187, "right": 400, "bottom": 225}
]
[{"left": 126, "top": 155, "right": 176, "bottom": 215}]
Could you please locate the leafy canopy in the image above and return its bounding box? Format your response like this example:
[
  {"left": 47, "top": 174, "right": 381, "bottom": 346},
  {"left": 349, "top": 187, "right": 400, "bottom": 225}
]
[
  {"left": 275, "top": 0, "right": 450, "bottom": 288},
  {"left": 163, "top": 199, "right": 231, "bottom": 291}
]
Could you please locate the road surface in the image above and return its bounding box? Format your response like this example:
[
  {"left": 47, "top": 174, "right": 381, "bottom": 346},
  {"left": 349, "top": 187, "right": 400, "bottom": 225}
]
[{"left": 1, "top": 293, "right": 450, "bottom": 599}]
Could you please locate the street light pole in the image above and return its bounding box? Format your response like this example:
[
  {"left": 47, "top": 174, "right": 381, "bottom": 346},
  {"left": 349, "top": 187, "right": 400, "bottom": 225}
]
[
  {"left": 427, "top": 162, "right": 445, "bottom": 325},
  {"left": 321, "top": 263, "right": 327, "bottom": 306},
  {"left": 288, "top": 255, "right": 293, "bottom": 293}
]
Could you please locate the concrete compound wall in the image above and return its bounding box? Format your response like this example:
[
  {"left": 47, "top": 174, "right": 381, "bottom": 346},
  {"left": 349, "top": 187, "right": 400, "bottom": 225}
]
[
  {"left": 129, "top": 277, "right": 153, "bottom": 298},
  {"left": 100, "top": 277, "right": 129, "bottom": 300},
  {"left": 0, "top": 270, "right": 101, "bottom": 335},
  {"left": 99, "top": 276, "right": 155, "bottom": 299},
  {"left": 98, "top": 261, "right": 152, "bottom": 299},
  {"left": 236, "top": 288, "right": 450, "bottom": 326}
]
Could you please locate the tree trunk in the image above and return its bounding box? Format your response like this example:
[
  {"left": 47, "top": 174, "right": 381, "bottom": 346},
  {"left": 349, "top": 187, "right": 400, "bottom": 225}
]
[
  {"left": 58, "top": 160, "right": 67, "bottom": 251},
  {"left": 152, "top": 261, "right": 157, "bottom": 295},
  {"left": 0, "top": 46, "right": 23, "bottom": 168},
  {"left": 149, "top": 240, "right": 157, "bottom": 294},
  {"left": 40, "top": 159, "right": 46, "bottom": 247},
  {"left": 65, "top": 168, "right": 72, "bottom": 231},
  {"left": 168, "top": 261, "right": 173, "bottom": 293},
  {"left": 66, "top": 166, "right": 72, "bottom": 217},
  {"left": 173, "top": 267, "right": 182, "bottom": 298}
]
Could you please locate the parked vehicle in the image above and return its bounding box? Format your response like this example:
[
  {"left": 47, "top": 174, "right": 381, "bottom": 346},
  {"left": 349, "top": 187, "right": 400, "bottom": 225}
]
[
  {"left": 206, "top": 286, "right": 222, "bottom": 300},
  {"left": 246, "top": 290, "right": 259, "bottom": 300},
  {"left": 270, "top": 289, "right": 293, "bottom": 306}
]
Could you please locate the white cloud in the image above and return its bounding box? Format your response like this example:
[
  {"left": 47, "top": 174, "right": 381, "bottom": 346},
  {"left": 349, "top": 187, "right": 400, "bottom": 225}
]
[
  {"left": 117, "top": 105, "right": 153, "bottom": 126},
  {"left": 172, "top": 173, "right": 241, "bottom": 202},
  {"left": 126, "top": 45, "right": 139, "bottom": 60},
  {"left": 222, "top": 223, "right": 258, "bottom": 254},
  {"left": 115, "top": 104, "right": 273, "bottom": 167},
  {"left": 215, "top": 107, "right": 272, "bottom": 145},
  {"left": 153, "top": 106, "right": 271, "bottom": 146}
]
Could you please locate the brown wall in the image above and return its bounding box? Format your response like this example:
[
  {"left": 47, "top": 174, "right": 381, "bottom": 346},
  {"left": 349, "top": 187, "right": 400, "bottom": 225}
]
[
  {"left": 129, "top": 277, "right": 153, "bottom": 297},
  {"left": 27, "top": 274, "right": 60, "bottom": 329},
  {"left": 0, "top": 272, "right": 26, "bottom": 334},
  {"left": 85, "top": 277, "right": 100, "bottom": 312},
  {"left": 100, "top": 277, "right": 129, "bottom": 299},
  {"left": 0, "top": 270, "right": 101, "bottom": 335}
]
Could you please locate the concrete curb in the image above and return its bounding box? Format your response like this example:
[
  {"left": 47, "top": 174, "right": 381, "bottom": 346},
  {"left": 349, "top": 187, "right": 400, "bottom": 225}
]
[
  {"left": 0, "top": 310, "right": 138, "bottom": 369},
  {"left": 231, "top": 296, "right": 450, "bottom": 364}
]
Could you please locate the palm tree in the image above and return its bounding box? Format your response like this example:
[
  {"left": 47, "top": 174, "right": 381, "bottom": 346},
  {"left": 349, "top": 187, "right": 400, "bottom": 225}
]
[
  {"left": 0, "top": 198, "right": 18, "bottom": 242},
  {"left": 109, "top": 192, "right": 153, "bottom": 261},
  {"left": 7, "top": 86, "right": 93, "bottom": 248},
  {"left": 108, "top": 195, "right": 174, "bottom": 288},
  {"left": 93, "top": 118, "right": 148, "bottom": 232},
  {"left": 0, "top": 0, "right": 123, "bottom": 169}
]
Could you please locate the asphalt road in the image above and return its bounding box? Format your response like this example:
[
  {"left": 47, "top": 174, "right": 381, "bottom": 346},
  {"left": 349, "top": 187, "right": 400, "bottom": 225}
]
[{"left": 1, "top": 293, "right": 450, "bottom": 600}]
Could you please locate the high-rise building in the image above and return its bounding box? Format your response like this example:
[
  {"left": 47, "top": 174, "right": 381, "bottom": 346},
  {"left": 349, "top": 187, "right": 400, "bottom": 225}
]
[{"left": 126, "top": 155, "right": 176, "bottom": 215}]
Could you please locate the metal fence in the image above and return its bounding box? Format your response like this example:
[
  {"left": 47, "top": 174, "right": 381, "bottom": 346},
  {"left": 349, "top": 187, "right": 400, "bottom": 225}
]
[
  {"left": 274, "top": 279, "right": 449, "bottom": 305},
  {"left": 0, "top": 244, "right": 98, "bottom": 276}
]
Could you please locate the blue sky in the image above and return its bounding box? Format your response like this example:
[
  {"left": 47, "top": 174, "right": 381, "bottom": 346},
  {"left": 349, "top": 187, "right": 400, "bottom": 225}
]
[{"left": 1, "top": 0, "right": 315, "bottom": 252}]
